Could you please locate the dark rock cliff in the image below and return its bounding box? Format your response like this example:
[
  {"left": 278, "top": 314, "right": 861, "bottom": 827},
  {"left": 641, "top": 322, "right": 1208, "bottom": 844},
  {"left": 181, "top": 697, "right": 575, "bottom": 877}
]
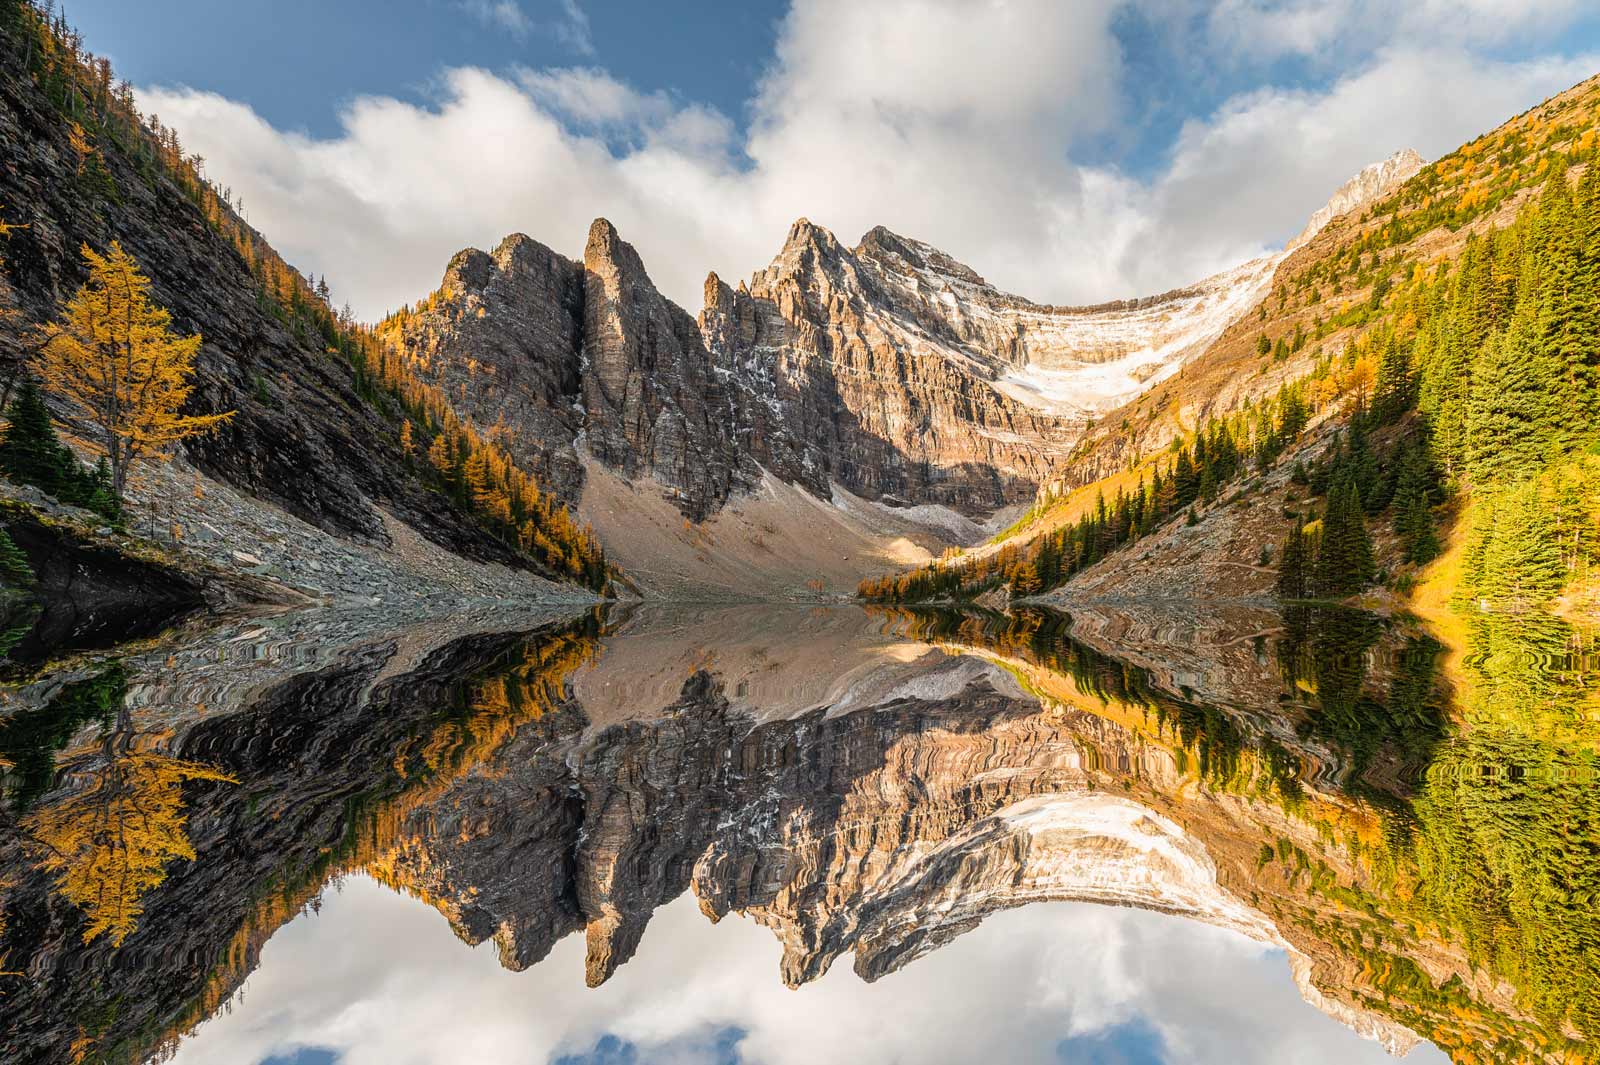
[
  {"left": 0, "top": 511, "right": 209, "bottom": 662},
  {"left": 0, "top": 18, "right": 525, "bottom": 566}
]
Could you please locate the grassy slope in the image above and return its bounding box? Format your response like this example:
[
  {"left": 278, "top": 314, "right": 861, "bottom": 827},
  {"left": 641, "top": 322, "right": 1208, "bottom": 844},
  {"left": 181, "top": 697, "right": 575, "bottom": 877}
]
[{"left": 973, "top": 72, "right": 1600, "bottom": 577}]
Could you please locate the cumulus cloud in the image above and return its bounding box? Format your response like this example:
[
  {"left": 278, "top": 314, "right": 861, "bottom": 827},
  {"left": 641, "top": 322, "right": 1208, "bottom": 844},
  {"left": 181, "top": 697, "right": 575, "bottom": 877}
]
[
  {"left": 142, "top": 0, "right": 1599, "bottom": 320},
  {"left": 168, "top": 876, "right": 1444, "bottom": 1065}
]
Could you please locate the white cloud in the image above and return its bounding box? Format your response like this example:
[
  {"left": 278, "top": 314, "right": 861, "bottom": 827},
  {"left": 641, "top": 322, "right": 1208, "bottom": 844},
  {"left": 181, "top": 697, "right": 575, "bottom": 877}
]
[
  {"left": 458, "top": 0, "right": 533, "bottom": 39},
  {"left": 1198, "top": 0, "right": 1588, "bottom": 62},
  {"left": 554, "top": 0, "right": 595, "bottom": 57},
  {"left": 457, "top": 0, "right": 595, "bottom": 55},
  {"left": 140, "top": 0, "right": 1600, "bottom": 321},
  {"left": 168, "top": 876, "right": 1445, "bottom": 1065}
]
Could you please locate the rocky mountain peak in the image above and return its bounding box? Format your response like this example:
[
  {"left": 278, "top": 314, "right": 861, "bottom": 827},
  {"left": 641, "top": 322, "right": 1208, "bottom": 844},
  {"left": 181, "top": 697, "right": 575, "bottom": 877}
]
[
  {"left": 855, "top": 224, "right": 990, "bottom": 288},
  {"left": 702, "top": 269, "right": 732, "bottom": 313},
  {"left": 440, "top": 233, "right": 576, "bottom": 300},
  {"left": 442, "top": 246, "right": 496, "bottom": 295},
  {"left": 1289, "top": 147, "right": 1425, "bottom": 249},
  {"left": 583, "top": 217, "right": 655, "bottom": 294},
  {"left": 774, "top": 215, "right": 844, "bottom": 269}
]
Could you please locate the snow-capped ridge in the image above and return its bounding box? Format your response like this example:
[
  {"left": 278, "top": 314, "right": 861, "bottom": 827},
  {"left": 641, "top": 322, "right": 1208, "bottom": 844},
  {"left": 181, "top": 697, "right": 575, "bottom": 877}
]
[{"left": 1289, "top": 148, "right": 1425, "bottom": 250}]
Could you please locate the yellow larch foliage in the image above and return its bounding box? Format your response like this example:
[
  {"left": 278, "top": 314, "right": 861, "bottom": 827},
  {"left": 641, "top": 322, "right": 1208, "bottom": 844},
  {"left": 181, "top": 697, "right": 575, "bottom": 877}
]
[
  {"left": 34, "top": 242, "right": 234, "bottom": 498},
  {"left": 24, "top": 731, "right": 236, "bottom": 947}
]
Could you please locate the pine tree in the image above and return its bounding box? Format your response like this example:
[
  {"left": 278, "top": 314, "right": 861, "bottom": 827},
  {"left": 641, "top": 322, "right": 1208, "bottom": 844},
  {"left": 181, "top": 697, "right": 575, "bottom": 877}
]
[
  {"left": 1316, "top": 473, "right": 1375, "bottom": 597},
  {"left": 1418, "top": 306, "right": 1471, "bottom": 475},
  {"left": 1372, "top": 332, "right": 1415, "bottom": 424},
  {"left": 1466, "top": 300, "right": 1561, "bottom": 483},
  {"left": 1276, "top": 515, "right": 1308, "bottom": 599},
  {"left": 1393, "top": 445, "right": 1439, "bottom": 565},
  {"left": 0, "top": 377, "right": 81, "bottom": 497},
  {"left": 1172, "top": 447, "right": 1198, "bottom": 508},
  {"left": 83, "top": 458, "right": 120, "bottom": 525},
  {"left": 1533, "top": 170, "right": 1599, "bottom": 433},
  {"left": 1479, "top": 480, "right": 1564, "bottom": 605},
  {"left": 0, "top": 526, "right": 33, "bottom": 588}
]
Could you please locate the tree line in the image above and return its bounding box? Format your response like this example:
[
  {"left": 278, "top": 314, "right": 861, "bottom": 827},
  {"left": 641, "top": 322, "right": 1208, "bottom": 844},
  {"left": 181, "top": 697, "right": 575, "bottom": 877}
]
[
  {"left": 859, "top": 380, "right": 1310, "bottom": 603},
  {"left": 1280, "top": 160, "right": 1600, "bottom": 607},
  {"left": 0, "top": 0, "right": 611, "bottom": 592}
]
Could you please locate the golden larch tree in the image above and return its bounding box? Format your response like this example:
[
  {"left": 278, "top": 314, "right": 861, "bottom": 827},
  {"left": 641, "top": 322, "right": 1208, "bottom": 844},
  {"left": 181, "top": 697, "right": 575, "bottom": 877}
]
[
  {"left": 35, "top": 241, "right": 233, "bottom": 499},
  {"left": 24, "top": 711, "right": 236, "bottom": 947}
]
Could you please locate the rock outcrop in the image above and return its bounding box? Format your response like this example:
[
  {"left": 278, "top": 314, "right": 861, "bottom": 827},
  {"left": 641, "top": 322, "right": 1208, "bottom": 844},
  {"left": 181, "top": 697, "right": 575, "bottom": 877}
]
[
  {"left": 0, "top": 18, "right": 554, "bottom": 595},
  {"left": 1288, "top": 148, "right": 1425, "bottom": 250},
  {"left": 392, "top": 215, "right": 1281, "bottom": 528}
]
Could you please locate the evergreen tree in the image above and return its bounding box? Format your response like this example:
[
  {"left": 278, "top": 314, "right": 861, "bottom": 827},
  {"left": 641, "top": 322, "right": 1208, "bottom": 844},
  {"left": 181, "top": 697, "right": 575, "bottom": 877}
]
[
  {"left": 0, "top": 526, "right": 33, "bottom": 588},
  {"left": 1479, "top": 480, "right": 1564, "bottom": 605},
  {"left": 0, "top": 377, "right": 80, "bottom": 496},
  {"left": 1276, "top": 515, "right": 1308, "bottom": 600},
  {"left": 1418, "top": 306, "right": 1471, "bottom": 475},
  {"left": 1533, "top": 171, "right": 1599, "bottom": 433},
  {"left": 1172, "top": 447, "right": 1198, "bottom": 508},
  {"left": 1316, "top": 473, "right": 1375, "bottom": 597},
  {"left": 1344, "top": 411, "right": 1383, "bottom": 512},
  {"left": 1372, "top": 332, "right": 1415, "bottom": 424},
  {"left": 83, "top": 458, "right": 120, "bottom": 525},
  {"left": 1466, "top": 301, "right": 1561, "bottom": 483},
  {"left": 1393, "top": 445, "right": 1440, "bottom": 565}
]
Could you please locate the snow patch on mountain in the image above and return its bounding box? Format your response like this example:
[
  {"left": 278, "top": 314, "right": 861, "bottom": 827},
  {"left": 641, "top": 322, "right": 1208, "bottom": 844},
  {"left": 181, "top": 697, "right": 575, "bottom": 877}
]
[{"left": 989, "top": 251, "right": 1283, "bottom": 416}]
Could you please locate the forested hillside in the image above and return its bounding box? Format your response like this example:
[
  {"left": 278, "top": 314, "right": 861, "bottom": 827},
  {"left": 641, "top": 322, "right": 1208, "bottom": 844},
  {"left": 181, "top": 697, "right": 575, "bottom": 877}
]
[
  {"left": 862, "top": 72, "right": 1600, "bottom": 612},
  {"left": 0, "top": 0, "right": 608, "bottom": 593}
]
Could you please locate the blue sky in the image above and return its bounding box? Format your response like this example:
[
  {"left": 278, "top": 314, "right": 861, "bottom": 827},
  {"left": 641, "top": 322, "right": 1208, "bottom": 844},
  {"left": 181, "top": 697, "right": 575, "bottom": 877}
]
[
  {"left": 63, "top": 2, "right": 1600, "bottom": 318},
  {"left": 69, "top": 2, "right": 786, "bottom": 144}
]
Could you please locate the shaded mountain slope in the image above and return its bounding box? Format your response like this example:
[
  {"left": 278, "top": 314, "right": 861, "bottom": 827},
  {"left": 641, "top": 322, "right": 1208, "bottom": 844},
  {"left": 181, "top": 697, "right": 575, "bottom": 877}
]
[{"left": 0, "top": 1, "right": 603, "bottom": 602}]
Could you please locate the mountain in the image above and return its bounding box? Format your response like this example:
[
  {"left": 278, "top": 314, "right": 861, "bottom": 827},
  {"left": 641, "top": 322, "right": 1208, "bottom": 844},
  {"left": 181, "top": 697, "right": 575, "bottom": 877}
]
[
  {"left": 0, "top": 3, "right": 604, "bottom": 627},
  {"left": 382, "top": 146, "right": 1419, "bottom": 597},
  {"left": 1288, "top": 148, "right": 1425, "bottom": 250},
  {"left": 879, "top": 72, "right": 1600, "bottom": 614}
]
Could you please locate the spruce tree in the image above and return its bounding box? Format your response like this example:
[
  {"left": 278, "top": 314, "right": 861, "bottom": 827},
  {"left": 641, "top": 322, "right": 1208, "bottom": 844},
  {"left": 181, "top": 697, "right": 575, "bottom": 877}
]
[
  {"left": 1276, "top": 515, "right": 1308, "bottom": 600},
  {"left": 1372, "top": 332, "right": 1415, "bottom": 424},
  {"left": 1393, "top": 446, "right": 1439, "bottom": 565},
  {"left": 0, "top": 377, "right": 79, "bottom": 497},
  {"left": 1533, "top": 171, "right": 1598, "bottom": 432},
  {"left": 1467, "top": 301, "right": 1561, "bottom": 483},
  {"left": 0, "top": 526, "right": 33, "bottom": 588},
  {"left": 84, "top": 458, "right": 121, "bottom": 525},
  {"left": 1418, "top": 306, "right": 1471, "bottom": 475},
  {"left": 1316, "top": 473, "right": 1375, "bottom": 597},
  {"left": 1480, "top": 480, "right": 1564, "bottom": 605},
  {"left": 1345, "top": 411, "right": 1382, "bottom": 512}
]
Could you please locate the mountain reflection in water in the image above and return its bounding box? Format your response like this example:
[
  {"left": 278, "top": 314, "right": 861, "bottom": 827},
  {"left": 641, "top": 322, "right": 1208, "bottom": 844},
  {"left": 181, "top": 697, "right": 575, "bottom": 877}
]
[{"left": 0, "top": 600, "right": 1593, "bottom": 1065}]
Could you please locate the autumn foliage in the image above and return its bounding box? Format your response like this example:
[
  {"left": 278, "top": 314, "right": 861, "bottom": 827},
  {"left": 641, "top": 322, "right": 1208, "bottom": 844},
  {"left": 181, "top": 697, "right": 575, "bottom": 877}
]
[
  {"left": 23, "top": 709, "right": 236, "bottom": 947},
  {"left": 2, "top": 0, "right": 611, "bottom": 591},
  {"left": 35, "top": 242, "right": 232, "bottom": 498}
]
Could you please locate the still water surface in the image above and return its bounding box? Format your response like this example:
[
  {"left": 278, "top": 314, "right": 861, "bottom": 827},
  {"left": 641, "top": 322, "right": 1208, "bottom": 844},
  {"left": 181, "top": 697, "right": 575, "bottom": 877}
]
[{"left": 0, "top": 601, "right": 1593, "bottom": 1064}]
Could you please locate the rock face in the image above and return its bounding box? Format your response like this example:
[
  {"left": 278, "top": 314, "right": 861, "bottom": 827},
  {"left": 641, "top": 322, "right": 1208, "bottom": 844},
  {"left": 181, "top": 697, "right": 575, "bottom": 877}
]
[
  {"left": 581, "top": 220, "right": 755, "bottom": 518},
  {"left": 0, "top": 21, "right": 535, "bottom": 575},
  {"left": 386, "top": 221, "right": 756, "bottom": 522},
  {"left": 703, "top": 219, "right": 1083, "bottom": 513},
  {"left": 394, "top": 216, "right": 1278, "bottom": 523},
  {"left": 1288, "top": 148, "right": 1425, "bottom": 249},
  {"left": 0, "top": 511, "right": 210, "bottom": 661}
]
